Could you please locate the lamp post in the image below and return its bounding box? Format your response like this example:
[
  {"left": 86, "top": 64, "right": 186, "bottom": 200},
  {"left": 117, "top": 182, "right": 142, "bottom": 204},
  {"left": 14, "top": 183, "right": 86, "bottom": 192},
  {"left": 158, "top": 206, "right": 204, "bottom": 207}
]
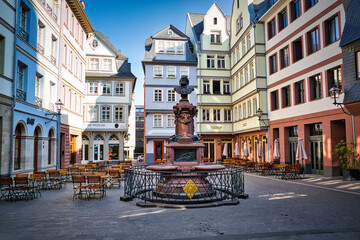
[
  {"left": 46, "top": 99, "right": 63, "bottom": 170},
  {"left": 256, "top": 108, "right": 268, "bottom": 127},
  {"left": 329, "top": 86, "right": 351, "bottom": 115}
]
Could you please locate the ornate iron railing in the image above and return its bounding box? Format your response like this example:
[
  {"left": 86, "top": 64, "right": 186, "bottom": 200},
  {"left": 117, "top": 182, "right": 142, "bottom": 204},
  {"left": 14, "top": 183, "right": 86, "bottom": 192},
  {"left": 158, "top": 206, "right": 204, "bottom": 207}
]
[
  {"left": 19, "top": 28, "right": 29, "bottom": 42},
  {"left": 37, "top": 43, "right": 44, "bottom": 55},
  {"left": 51, "top": 55, "right": 56, "bottom": 65},
  {"left": 123, "top": 165, "right": 245, "bottom": 205},
  {"left": 16, "top": 89, "right": 26, "bottom": 101},
  {"left": 49, "top": 102, "right": 55, "bottom": 111},
  {"left": 46, "top": 4, "right": 52, "bottom": 15},
  {"left": 35, "top": 96, "right": 42, "bottom": 107}
]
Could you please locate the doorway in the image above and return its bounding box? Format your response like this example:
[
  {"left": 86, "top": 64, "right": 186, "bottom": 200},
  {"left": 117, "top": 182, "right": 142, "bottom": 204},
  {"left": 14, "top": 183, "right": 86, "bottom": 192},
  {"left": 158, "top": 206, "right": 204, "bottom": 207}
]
[
  {"left": 70, "top": 135, "right": 77, "bottom": 164},
  {"left": 33, "top": 127, "right": 40, "bottom": 173},
  {"left": 310, "top": 136, "right": 323, "bottom": 174},
  {"left": 154, "top": 141, "right": 164, "bottom": 163}
]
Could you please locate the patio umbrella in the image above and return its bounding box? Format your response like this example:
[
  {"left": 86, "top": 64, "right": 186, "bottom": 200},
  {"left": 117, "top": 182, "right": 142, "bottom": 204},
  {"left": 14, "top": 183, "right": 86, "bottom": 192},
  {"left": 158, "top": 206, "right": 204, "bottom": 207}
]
[
  {"left": 222, "top": 143, "right": 228, "bottom": 157},
  {"left": 234, "top": 142, "right": 240, "bottom": 157},
  {"left": 273, "top": 139, "right": 281, "bottom": 162},
  {"left": 243, "top": 142, "right": 249, "bottom": 158},
  {"left": 258, "top": 141, "right": 263, "bottom": 162},
  {"left": 296, "top": 137, "right": 307, "bottom": 178}
]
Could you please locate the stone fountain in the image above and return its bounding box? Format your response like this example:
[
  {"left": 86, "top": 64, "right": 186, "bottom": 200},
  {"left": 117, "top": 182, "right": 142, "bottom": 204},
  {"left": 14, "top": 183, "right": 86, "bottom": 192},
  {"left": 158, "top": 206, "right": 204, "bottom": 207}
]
[{"left": 146, "top": 76, "right": 224, "bottom": 199}]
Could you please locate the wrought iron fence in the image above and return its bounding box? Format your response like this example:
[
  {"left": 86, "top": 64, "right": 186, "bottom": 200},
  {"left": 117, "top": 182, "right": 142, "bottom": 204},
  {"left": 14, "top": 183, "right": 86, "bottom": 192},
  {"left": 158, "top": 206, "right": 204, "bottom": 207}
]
[
  {"left": 123, "top": 165, "right": 245, "bottom": 204},
  {"left": 19, "top": 28, "right": 29, "bottom": 42},
  {"left": 37, "top": 43, "right": 44, "bottom": 55},
  {"left": 16, "top": 89, "right": 26, "bottom": 101},
  {"left": 35, "top": 96, "right": 42, "bottom": 107}
]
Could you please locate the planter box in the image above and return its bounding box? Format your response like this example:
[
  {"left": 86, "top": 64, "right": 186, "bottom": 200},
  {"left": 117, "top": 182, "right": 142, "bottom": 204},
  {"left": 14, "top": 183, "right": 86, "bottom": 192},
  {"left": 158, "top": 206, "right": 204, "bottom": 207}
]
[{"left": 342, "top": 169, "right": 360, "bottom": 181}]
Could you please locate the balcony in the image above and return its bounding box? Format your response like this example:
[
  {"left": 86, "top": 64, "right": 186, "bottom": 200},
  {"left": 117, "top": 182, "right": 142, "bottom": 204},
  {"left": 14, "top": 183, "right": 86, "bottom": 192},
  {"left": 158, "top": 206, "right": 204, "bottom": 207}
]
[
  {"left": 37, "top": 43, "right": 44, "bottom": 55},
  {"left": 16, "top": 89, "right": 26, "bottom": 101},
  {"left": 51, "top": 55, "right": 56, "bottom": 65},
  {"left": 19, "top": 28, "right": 29, "bottom": 42},
  {"left": 46, "top": 4, "right": 52, "bottom": 16},
  {"left": 35, "top": 96, "right": 42, "bottom": 107}
]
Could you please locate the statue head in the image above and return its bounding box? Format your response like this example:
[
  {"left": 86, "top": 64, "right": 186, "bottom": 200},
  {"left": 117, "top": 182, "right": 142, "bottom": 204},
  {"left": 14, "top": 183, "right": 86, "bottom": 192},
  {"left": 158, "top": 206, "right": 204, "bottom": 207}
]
[{"left": 179, "top": 75, "right": 189, "bottom": 87}]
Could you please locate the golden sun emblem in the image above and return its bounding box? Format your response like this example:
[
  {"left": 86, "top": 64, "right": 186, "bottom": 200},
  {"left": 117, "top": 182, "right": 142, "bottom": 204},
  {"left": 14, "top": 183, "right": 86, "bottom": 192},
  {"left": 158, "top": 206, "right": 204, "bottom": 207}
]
[{"left": 183, "top": 179, "right": 198, "bottom": 200}]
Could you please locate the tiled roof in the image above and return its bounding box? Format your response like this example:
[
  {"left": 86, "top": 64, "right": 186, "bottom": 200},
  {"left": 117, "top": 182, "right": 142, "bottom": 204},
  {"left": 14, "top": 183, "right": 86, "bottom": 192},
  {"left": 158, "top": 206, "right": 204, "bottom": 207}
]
[
  {"left": 340, "top": 0, "right": 360, "bottom": 47},
  {"left": 188, "top": 13, "right": 204, "bottom": 41},
  {"left": 94, "top": 31, "right": 127, "bottom": 60}
]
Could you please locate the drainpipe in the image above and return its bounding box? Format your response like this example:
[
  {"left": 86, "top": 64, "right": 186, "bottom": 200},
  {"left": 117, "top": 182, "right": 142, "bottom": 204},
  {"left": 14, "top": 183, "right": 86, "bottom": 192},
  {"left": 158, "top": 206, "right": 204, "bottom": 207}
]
[{"left": 9, "top": 0, "right": 19, "bottom": 177}]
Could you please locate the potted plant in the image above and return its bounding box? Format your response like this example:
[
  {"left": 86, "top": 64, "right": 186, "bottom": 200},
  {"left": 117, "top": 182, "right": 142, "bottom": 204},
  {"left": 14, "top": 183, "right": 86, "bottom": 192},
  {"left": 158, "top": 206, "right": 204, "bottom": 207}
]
[{"left": 332, "top": 140, "right": 360, "bottom": 181}]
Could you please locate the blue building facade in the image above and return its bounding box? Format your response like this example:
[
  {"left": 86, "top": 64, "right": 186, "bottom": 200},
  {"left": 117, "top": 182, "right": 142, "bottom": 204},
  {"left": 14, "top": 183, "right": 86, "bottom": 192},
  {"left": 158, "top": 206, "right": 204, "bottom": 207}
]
[
  {"left": 142, "top": 25, "right": 197, "bottom": 164},
  {"left": 12, "top": 0, "right": 60, "bottom": 175}
]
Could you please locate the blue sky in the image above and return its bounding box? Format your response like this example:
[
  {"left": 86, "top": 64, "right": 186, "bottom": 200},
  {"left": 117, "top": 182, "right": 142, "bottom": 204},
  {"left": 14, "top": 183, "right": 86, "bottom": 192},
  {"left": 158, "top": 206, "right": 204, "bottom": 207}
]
[{"left": 84, "top": 0, "right": 234, "bottom": 105}]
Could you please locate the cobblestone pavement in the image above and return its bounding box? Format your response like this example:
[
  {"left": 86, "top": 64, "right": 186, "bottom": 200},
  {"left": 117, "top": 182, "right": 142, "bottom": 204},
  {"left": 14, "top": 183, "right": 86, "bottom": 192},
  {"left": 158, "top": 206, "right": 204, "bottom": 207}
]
[{"left": 0, "top": 173, "right": 360, "bottom": 240}]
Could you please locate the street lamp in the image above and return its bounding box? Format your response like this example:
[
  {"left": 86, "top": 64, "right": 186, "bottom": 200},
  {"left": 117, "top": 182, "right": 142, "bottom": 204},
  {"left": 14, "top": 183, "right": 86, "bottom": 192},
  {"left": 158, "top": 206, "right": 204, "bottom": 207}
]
[
  {"left": 46, "top": 99, "right": 63, "bottom": 169},
  {"left": 329, "top": 86, "right": 351, "bottom": 115},
  {"left": 256, "top": 108, "right": 268, "bottom": 127}
]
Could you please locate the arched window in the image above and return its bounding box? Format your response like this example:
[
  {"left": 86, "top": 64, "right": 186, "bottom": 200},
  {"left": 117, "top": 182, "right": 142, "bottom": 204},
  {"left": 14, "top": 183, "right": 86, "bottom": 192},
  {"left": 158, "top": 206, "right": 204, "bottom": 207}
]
[{"left": 14, "top": 125, "right": 22, "bottom": 170}]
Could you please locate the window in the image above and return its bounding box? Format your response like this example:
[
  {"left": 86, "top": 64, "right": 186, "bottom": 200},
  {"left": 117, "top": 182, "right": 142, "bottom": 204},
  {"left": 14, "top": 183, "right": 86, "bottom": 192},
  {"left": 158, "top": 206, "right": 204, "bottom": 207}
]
[
  {"left": 236, "top": 47, "right": 240, "bottom": 61},
  {"left": 153, "top": 114, "right": 163, "bottom": 127},
  {"left": 167, "top": 41, "right": 175, "bottom": 53},
  {"left": 250, "top": 63, "right": 254, "bottom": 80},
  {"left": 246, "top": 34, "right": 251, "bottom": 51},
  {"left": 176, "top": 42, "right": 184, "bottom": 54},
  {"left": 14, "top": 125, "right": 22, "bottom": 170},
  {"left": 207, "top": 56, "right": 215, "bottom": 68},
  {"left": 103, "top": 59, "right": 112, "bottom": 71},
  {"left": 357, "top": 51, "right": 360, "bottom": 79},
  {"left": 253, "top": 98, "right": 257, "bottom": 114},
  {"left": 166, "top": 114, "right": 175, "bottom": 127},
  {"left": 101, "top": 106, "right": 111, "bottom": 122},
  {"left": 157, "top": 40, "right": 165, "bottom": 53},
  {"left": 89, "top": 58, "right": 99, "bottom": 70},
  {"left": 244, "top": 67, "right": 249, "bottom": 84},
  {"left": 35, "top": 73, "right": 42, "bottom": 99},
  {"left": 290, "top": 0, "right": 301, "bottom": 21},
  {"left": 280, "top": 47, "right": 289, "bottom": 68},
  {"left": 292, "top": 38, "right": 303, "bottom": 62},
  {"left": 217, "top": 56, "right": 225, "bottom": 69},
  {"left": 0, "top": 35, "right": 5, "bottom": 74},
  {"left": 167, "top": 89, "right": 176, "bottom": 102},
  {"left": 64, "top": 44, "right": 67, "bottom": 66},
  {"left": 240, "top": 71, "right": 244, "bottom": 87},
  {"left": 224, "top": 109, "right": 231, "bottom": 122},
  {"left": 114, "top": 82, "right": 124, "bottom": 95},
  {"left": 294, "top": 80, "right": 305, "bottom": 104},
  {"left": 310, "top": 74, "right": 322, "bottom": 100},
  {"left": 236, "top": 15, "right": 243, "bottom": 32},
  {"left": 16, "top": 62, "right": 27, "bottom": 101},
  {"left": 325, "top": 15, "right": 339, "bottom": 45},
  {"left": 271, "top": 90, "right": 279, "bottom": 110},
  {"left": 154, "top": 89, "right": 163, "bottom": 102},
  {"left": 239, "top": 105, "right": 242, "bottom": 119},
  {"left": 19, "top": 2, "right": 29, "bottom": 41},
  {"left": 213, "top": 80, "right": 221, "bottom": 94},
  {"left": 89, "top": 82, "right": 98, "bottom": 94},
  {"left": 279, "top": 9, "right": 287, "bottom": 31},
  {"left": 308, "top": 28, "right": 319, "bottom": 54},
  {"left": 269, "top": 54, "right": 277, "bottom": 74},
  {"left": 102, "top": 83, "right": 111, "bottom": 95},
  {"left": 210, "top": 32, "right": 221, "bottom": 44},
  {"left": 268, "top": 18, "right": 276, "bottom": 39},
  {"left": 51, "top": 35, "right": 57, "bottom": 64},
  {"left": 114, "top": 106, "right": 123, "bottom": 122},
  {"left": 213, "top": 18, "right": 217, "bottom": 25},
  {"left": 243, "top": 103, "right": 247, "bottom": 118},
  {"left": 223, "top": 81, "right": 230, "bottom": 94},
  {"left": 180, "top": 67, "right": 189, "bottom": 77},
  {"left": 153, "top": 66, "right": 163, "bottom": 77},
  {"left": 203, "top": 80, "right": 210, "bottom": 94},
  {"left": 327, "top": 66, "right": 342, "bottom": 92},
  {"left": 305, "top": 0, "right": 317, "bottom": 10},
  {"left": 282, "top": 86, "right": 291, "bottom": 107},
  {"left": 69, "top": 51, "right": 73, "bottom": 71},
  {"left": 213, "top": 109, "right": 221, "bottom": 122},
  {"left": 202, "top": 109, "right": 210, "bottom": 122},
  {"left": 167, "top": 66, "right": 176, "bottom": 78},
  {"left": 248, "top": 100, "right": 252, "bottom": 116},
  {"left": 242, "top": 40, "right": 246, "bottom": 56},
  {"left": 37, "top": 21, "right": 45, "bottom": 54}
]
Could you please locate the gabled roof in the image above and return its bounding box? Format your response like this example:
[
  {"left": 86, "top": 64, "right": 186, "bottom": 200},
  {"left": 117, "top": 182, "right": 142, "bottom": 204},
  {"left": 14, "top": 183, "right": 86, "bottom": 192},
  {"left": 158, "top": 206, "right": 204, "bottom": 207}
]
[
  {"left": 94, "top": 31, "right": 127, "bottom": 60},
  {"left": 66, "top": 0, "right": 94, "bottom": 33},
  {"left": 188, "top": 3, "right": 231, "bottom": 42},
  {"left": 151, "top": 24, "right": 189, "bottom": 40},
  {"left": 339, "top": 0, "right": 360, "bottom": 47}
]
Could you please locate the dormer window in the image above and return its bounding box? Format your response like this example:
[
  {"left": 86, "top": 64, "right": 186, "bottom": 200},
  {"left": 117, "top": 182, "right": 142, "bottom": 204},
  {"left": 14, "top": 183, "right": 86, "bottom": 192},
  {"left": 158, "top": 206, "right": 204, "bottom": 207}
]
[
  {"left": 213, "top": 18, "right": 217, "bottom": 25},
  {"left": 168, "top": 30, "right": 173, "bottom": 36},
  {"left": 91, "top": 39, "right": 98, "bottom": 49}
]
